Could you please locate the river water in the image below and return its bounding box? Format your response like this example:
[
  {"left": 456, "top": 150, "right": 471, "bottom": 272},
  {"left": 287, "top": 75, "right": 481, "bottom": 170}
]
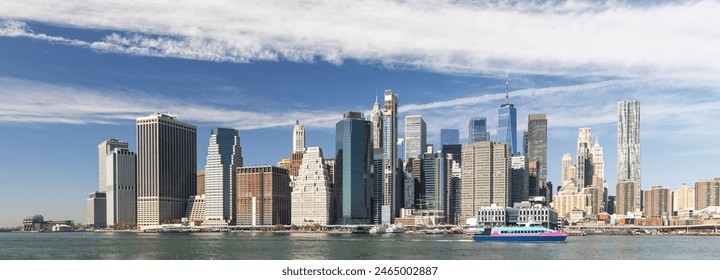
[{"left": 1, "top": 232, "right": 719, "bottom": 260}]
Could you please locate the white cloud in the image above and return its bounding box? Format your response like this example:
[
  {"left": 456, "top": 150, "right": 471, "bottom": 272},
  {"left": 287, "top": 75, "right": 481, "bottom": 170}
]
[{"left": 1, "top": 1, "right": 719, "bottom": 80}]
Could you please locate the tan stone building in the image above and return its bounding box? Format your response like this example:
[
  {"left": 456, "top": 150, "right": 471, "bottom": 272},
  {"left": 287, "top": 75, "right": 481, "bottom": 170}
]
[
  {"left": 459, "top": 141, "right": 511, "bottom": 224},
  {"left": 643, "top": 185, "right": 672, "bottom": 217},
  {"left": 695, "top": 178, "right": 720, "bottom": 210}
]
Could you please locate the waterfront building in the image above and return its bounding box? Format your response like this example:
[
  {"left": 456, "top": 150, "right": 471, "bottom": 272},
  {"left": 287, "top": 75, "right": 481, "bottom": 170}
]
[
  {"left": 460, "top": 141, "right": 511, "bottom": 224},
  {"left": 293, "top": 120, "right": 305, "bottom": 154},
  {"left": 510, "top": 155, "right": 529, "bottom": 204},
  {"left": 136, "top": 113, "right": 197, "bottom": 228},
  {"left": 469, "top": 117, "right": 490, "bottom": 143},
  {"left": 553, "top": 183, "right": 589, "bottom": 219},
  {"left": 382, "top": 91, "right": 400, "bottom": 221},
  {"left": 98, "top": 139, "right": 128, "bottom": 192},
  {"left": 695, "top": 179, "right": 720, "bottom": 210},
  {"left": 476, "top": 202, "right": 558, "bottom": 229},
  {"left": 418, "top": 152, "right": 451, "bottom": 222},
  {"left": 291, "top": 147, "right": 332, "bottom": 226},
  {"left": 104, "top": 146, "right": 136, "bottom": 227},
  {"left": 86, "top": 191, "right": 107, "bottom": 229},
  {"left": 197, "top": 170, "right": 205, "bottom": 195},
  {"left": 236, "top": 166, "right": 291, "bottom": 226},
  {"left": 186, "top": 195, "right": 205, "bottom": 226},
  {"left": 335, "top": 111, "right": 373, "bottom": 224},
  {"left": 449, "top": 160, "right": 462, "bottom": 225},
  {"left": 584, "top": 186, "right": 604, "bottom": 216},
  {"left": 673, "top": 183, "right": 695, "bottom": 213},
  {"left": 404, "top": 115, "right": 427, "bottom": 160},
  {"left": 616, "top": 181, "right": 638, "bottom": 215},
  {"left": 525, "top": 114, "right": 548, "bottom": 198},
  {"left": 204, "top": 128, "right": 242, "bottom": 226},
  {"left": 617, "top": 100, "right": 641, "bottom": 214},
  {"left": 22, "top": 215, "right": 45, "bottom": 232},
  {"left": 643, "top": 185, "right": 672, "bottom": 218},
  {"left": 497, "top": 76, "right": 518, "bottom": 154},
  {"left": 440, "top": 129, "right": 460, "bottom": 146}
]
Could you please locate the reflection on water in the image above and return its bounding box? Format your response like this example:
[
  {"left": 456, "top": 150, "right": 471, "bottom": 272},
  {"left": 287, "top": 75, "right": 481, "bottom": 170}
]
[{"left": 1, "top": 232, "right": 719, "bottom": 260}]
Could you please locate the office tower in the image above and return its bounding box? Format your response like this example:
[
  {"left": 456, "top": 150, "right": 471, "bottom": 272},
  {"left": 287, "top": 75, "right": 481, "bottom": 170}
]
[
  {"left": 695, "top": 179, "right": 720, "bottom": 210},
  {"left": 236, "top": 166, "right": 291, "bottom": 226},
  {"left": 592, "top": 139, "right": 605, "bottom": 185},
  {"left": 404, "top": 115, "right": 426, "bottom": 160},
  {"left": 525, "top": 114, "right": 547, "bottom": 195},
  {"left": 204, "top": 128, "right": 242, "bottom": 226},
  {"left": 403, "top": 169, "right": 415, "bottom": 209},
  {"left": 136, "top": 113, "right": 197, "bottom": 227},
  {"left": 469, "top": 117, "right": 489, "bottom": 143},
  {"left": 528, "top": 161, "right": 539, "bottom": 197},
  {"left": 441, "top": 144, "right": 462, "bottom": 165},
  {"left": 98, "top": 139, "right": 128, "bottom": 192},
  {"left": 197, "top": 170, "right": 205, "bottom": 195},
  {"left": 449, "top": 160, "right": 462, "bottom": 225},
  {"left": 615, "top": 181, "right": 637, "bottom": 215},
  {"left": 371, "top": 149, "right": 384, "bottom": 223},
  {"left": 497, "top": 76, "right": 518, "bottom": 153},
  {"left": 460, "top": 141, "right": 511, "bottom": 224},
  {"left": 293, "top": 120, "right": 305, "bottom": 153},
  {"left": 673, "top": 183, "right": 695, "bottom": 212},
  {"left": 383, "top": 90, "right": 399, "bottom": 220},
  {"left": 419, "top": 152, "right": 450, "bottom": 217},
  {"left": 335, "top": 111, "right": 373, "bottom": 224},
  {"left": 324, "top": 158, "right": 336, "bottom": 223},
  {"left": 511, "top": 155, "right": 529, "bottom": 204},
  {"left": 104, "top": 146, "right": 136, "bottom": 227},
  {"left": 370, "top": 97, "right": 384, "bottom": 150},
  {"left": 607, "top": 196, "right": 616, "bottom": 215},
  {"left": 86, "top": 191, "right": 107, "bottom": 229},
  {"left": 576, "top": 128, "right": 592, "bottom": 190},
  {"left": 561, "top": 153, "right": 573, "bottom": 183},
  {"left": 440, "top": 129, "right": 459, "bottom": 146},
  {"left": 617, "top": 100, "right": 641, "bottom": 213},
  {"left": 643, "top": 186, "right": 672, "bottom": 217},
  {"left": 291, "top": 147, "right": 331, "bottom": 226}
]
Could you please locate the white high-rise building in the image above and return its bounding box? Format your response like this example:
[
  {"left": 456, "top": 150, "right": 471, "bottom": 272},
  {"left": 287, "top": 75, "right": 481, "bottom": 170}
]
[
  {"left": 98, "top": 139, "right": 128, "bottom": 192},
  {"left": 104, "top": 147, "right": 136, "bottom": 227},
  {"left": 291, "top": 147, "right": 332, "bottom": 226},
  {"left": 204, "top": 128, "right": 242, "bottom": 226},
  {"left": 370, "top": 97, "right": 384, "bottom": 151},
  {"left": 293, "top": 120, "right": 306, "bottom": 153},
  {"left": 617, "top": 100, "right": 641, "bottom": 213},
  {"left": 136, "top": 113, "right": 197, "bottom": 228},
  {"left": 561, "top": 153, "right": 573, "bottom": 184},
  {"left": 404, "top": 115, "right": 426, "bottom": 160}
]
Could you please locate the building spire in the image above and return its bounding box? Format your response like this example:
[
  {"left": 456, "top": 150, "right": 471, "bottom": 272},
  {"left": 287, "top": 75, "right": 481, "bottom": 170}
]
[{"left": 505, "top": 72, "right": 509, "bottom": 104}]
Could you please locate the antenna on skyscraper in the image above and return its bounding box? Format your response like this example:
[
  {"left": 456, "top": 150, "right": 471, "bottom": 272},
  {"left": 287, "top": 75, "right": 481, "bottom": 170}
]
[{"left": 505, "top": 72, "right": 509, "bottom": 104}]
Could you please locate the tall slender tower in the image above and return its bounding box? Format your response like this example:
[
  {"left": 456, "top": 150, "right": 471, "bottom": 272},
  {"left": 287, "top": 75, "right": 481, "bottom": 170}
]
[
  {"left": 104, "top": 147, "right": 136, "bottom": 227},
  {"left": 383, "top": 90, "right": 399, "bottom": 220},
  {"left": 204, "top": 128, "right": 242, "bottom": 226},
  {"left": 335, "top": 111, "right": 373, "bottom": 224},
  {"left": 293, "top": 120, "right": 306, "bottom": 153},
  {"left": 404, "top": 115, "right": 426, "bottom": 160},
  {"left": 497, "top": 74, "right": 518, "bottom": 154},
  {"left": 371, "top": 97, "right": 384, "bottom": 150},
  {"left": 136, "top": 113, "right": 197, "bottom": 228},
  {"left": 617, "top": 100, "right": 641, "bottom": 213}
]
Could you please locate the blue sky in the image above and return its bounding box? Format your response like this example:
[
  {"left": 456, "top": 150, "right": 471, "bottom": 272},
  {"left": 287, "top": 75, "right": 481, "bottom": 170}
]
[{"left": 1, "top": 1, "right": 719, "bottom": 226}]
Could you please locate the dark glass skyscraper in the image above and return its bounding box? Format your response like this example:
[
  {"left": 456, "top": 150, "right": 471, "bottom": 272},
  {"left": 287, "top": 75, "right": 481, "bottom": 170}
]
[
  {"left": 468, "top": 118, "right": 489, "bottom": 143},
  {"left": 440, "top": 129, "right": 459, "bottom": 146},
  {"left": 335, "top": 111, "right": 373, "bottom": 224},
  {"left": 525, "top": 114, "right": 547, "bottom": 198}
]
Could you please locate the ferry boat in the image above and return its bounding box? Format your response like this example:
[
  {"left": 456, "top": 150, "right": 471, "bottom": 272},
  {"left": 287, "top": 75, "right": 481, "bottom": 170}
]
[
  {"left": 385, "top": 224, "right": 405, "bottom": 234},
  {"left": 471, "top": 226, "right": 567, "bottom": 242},
  {"left": 368, "top": 225, "right": 386, "bottom": 234}
]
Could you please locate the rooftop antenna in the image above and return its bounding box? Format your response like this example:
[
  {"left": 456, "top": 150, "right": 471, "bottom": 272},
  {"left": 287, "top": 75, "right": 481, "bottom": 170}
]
[{"left": 505, "top": 72, "right": 509, "bottom": 104}]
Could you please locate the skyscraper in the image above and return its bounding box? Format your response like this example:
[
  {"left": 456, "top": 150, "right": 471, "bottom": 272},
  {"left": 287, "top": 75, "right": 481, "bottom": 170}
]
[
  {"left": 511, "top": 155, "right": 529, "bottom": 204},
  {"left": 335, "top": 111, "right": 373, "bottom": 224},
  {"left": 98, "top": 139, "right": 128, "bottom": 192},
  {"left": 383, "top": 90, "right": 399, "bottom": 220},
  {"left": 497, "top": 76, "right": 518, "bottom": 154},
  {"left": 404, "top": 115, "right": 426, "bottom": 160},
  {"left": 673, "top": 183, "right": 695, "bottom": 212},
  {"left": 86, "top": 191, "right": 107, "bottom": 229},
  {"left": 468, "top": 117, "right": 489, "bottom": 143},
  {"left": 617, "top": 100, "right": 641, "bottom": 214},
  {"left": 204, "top": 128, "right": 242, "bottom": 226},
  {"left": 104, "top": 146, "right": 136, "bottom": 227},
  {"left": 576, "top": 127, "right": 592, "bottom": 190},
  {"left": 236, "top": 166, "right": 291, "bottom": 226},
  {"left": 561, "top": 153, "right": 573, "bottom": 184},
  {"left": 370, "top": 97, "right": 384, "bottom": 150},
  {"left": 440, "top": 129, "right": 459, "bottom": 146},
  {"left": 291, "top": 147, "right": 331, "bottom": 226},
  {"left": 460, "top": 141, "right": 511, "bottom": 224},
  {"left": 695, "top": 178, "right": 720, "bottom": 210},
  {"left": 643, "top": 186, "right": 672, "bottom": 217},
  {"left": 525, "top": 114, "right": 547, "bottom": 197},
  {"left": 292, "top": 120, "right": 306, "bottom": 153},
  {"left": 136, "top": 113, "right": 197, "bottom": 228}
]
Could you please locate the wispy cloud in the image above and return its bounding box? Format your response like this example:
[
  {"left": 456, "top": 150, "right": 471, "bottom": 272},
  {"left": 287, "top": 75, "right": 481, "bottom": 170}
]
[{"left": 1, "top": 1, "right": 719, "bottom": 79}]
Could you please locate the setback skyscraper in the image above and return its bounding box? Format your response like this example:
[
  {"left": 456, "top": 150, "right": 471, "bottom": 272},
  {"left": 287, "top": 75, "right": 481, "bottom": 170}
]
[
  {"left": 617, "top": 100, "right": 641, "bottom": 214},
  {"left": 293, "top": 120, "right": 305, "bottom": 153},
  {"left": 203, "top": 128, "right": 242, "bottom": 226},
  {"left": 291, "top": 147, "right": 332, "bottom": 226},
  {"left": 136, "top": 113, "right": 197, "bottom": 228}
]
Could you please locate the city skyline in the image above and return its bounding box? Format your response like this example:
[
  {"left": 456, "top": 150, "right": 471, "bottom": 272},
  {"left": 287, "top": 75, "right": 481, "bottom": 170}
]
[{"left": 1, "top": 1, "right": 720, "bottom": 226}]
